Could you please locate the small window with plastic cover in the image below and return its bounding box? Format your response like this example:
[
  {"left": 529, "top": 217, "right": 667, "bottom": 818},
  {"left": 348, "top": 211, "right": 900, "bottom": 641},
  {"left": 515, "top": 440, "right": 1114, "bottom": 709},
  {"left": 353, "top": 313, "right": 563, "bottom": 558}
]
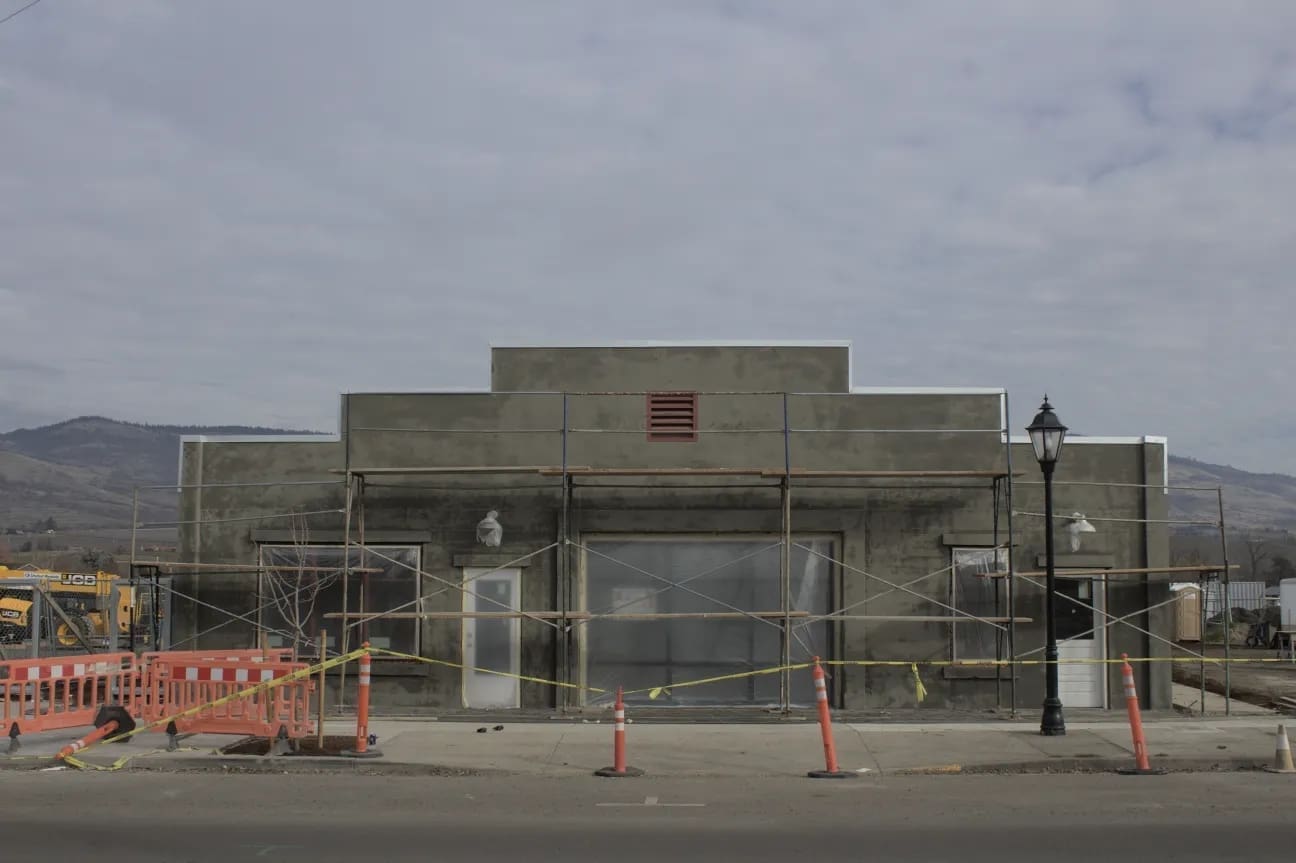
[{"left": 950, "top": 547, "right": 1007, "bottom": 661}]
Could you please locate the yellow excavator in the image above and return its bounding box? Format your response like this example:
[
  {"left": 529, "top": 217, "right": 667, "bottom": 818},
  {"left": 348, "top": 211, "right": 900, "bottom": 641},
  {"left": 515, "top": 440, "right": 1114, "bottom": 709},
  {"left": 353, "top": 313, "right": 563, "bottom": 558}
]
[{"left": 0, "top": 566, "right": 136, "bottom": 647}]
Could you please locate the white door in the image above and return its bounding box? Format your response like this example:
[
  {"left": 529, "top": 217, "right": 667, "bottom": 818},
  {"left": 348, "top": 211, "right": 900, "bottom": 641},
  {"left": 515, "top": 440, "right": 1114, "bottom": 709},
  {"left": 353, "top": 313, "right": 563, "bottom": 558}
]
[
  {"left": 1055, "top": 576, "right": 1107, "bottom": 708},
  {"left": 462, "top": 568, "right": 521, "bottom": 709}
]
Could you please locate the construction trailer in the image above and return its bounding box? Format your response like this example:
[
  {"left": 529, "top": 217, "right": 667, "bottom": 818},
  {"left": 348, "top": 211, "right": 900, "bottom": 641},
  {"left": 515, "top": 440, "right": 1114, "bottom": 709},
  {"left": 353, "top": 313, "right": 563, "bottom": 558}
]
[{"left": 163, "top": 342, "right": 1207, "bottom": 715}]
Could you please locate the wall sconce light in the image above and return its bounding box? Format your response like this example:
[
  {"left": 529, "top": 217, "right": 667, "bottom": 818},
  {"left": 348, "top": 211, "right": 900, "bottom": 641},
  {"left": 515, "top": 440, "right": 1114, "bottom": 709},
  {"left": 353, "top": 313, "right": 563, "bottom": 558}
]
[
  {"left": 476, "top": 510, "right": 502, "bottom": 548},
  {"left": 1066, "top": 512, "right": 1096, "bottom": 552}
]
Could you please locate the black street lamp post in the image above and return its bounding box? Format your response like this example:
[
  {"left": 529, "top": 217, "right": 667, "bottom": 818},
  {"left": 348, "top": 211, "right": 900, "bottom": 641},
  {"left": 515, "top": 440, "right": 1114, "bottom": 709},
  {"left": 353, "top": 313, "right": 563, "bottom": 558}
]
[{"left": 1027, "top": 396, "right": 1068, "bottom": 737}]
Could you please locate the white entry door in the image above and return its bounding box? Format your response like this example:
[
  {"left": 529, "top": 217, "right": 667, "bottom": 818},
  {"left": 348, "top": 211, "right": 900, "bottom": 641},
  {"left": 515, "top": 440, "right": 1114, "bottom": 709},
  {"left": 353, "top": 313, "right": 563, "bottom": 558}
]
[
  {"left": 1055, "top": 576, "right": 1107, "bottom": 708},
  {"left": 462, "top": 568, "right": 521, "bottom": 709}
]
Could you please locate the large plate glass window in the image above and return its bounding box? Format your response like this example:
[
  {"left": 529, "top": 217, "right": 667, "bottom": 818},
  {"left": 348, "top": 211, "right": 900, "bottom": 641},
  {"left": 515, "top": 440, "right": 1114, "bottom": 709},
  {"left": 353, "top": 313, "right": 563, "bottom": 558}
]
[{"left": 583, "top": 536, "right": 835, "bottom": 707}]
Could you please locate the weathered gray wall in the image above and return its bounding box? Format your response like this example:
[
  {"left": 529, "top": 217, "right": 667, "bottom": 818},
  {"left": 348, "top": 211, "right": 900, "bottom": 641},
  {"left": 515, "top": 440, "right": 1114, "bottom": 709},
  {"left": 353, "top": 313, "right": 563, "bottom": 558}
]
[
  {"left": 176, "top": 439, "right": 345, "bottom": 652},
  {"left": 490, "top": 345, "right": 851, "bottom": 393},
  {"left": 344, "top": 390, "right": 1003, "bottom": 473}
]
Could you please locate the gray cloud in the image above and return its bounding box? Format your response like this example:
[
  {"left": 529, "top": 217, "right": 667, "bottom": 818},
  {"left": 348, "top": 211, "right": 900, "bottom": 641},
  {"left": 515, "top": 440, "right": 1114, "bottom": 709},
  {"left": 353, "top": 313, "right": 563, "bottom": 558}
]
[{"left": 1, "top": 1, "right": 1295, "bottom": 470}]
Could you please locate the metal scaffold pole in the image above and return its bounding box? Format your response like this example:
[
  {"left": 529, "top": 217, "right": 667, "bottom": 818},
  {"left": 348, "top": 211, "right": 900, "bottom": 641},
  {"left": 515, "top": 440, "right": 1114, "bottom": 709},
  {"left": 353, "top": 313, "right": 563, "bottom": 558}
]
[
  {"left": 192, "top": 440, "right": 204, "bottom": 646},
  {"left": 1217, "top": 488, "right": 1232, "bottom": 715},
  {"left": 1003, "top": 391, "right": 1018, "bottom": 716},
  {"left": 992, "top": 476, "right": 1002, "bottom": 709},
  {"left": 559, "top": 393, "right": 571, "bottom": 712},
  {"left": 781, "top": 393, "right": 792, "bottom": 714},
  {"left": 129, "top": 487, "right": 140, "bottom": 653},
  {"left": 338, "top": 471, "right": 354, "bottom": 712},
  {"left": 1198, "top": 568, "right": 1207, "bottom": 715},
  {"left": 358, "top": 475, "right": 368, "bottom": 648}
]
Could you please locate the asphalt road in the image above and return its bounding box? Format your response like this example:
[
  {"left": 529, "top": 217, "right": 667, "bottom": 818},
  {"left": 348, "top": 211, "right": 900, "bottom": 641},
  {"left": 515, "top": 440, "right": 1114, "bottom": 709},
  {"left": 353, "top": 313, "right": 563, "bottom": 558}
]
[{"left": 1, "top": 770, "right": 1291, "bottom": 862}]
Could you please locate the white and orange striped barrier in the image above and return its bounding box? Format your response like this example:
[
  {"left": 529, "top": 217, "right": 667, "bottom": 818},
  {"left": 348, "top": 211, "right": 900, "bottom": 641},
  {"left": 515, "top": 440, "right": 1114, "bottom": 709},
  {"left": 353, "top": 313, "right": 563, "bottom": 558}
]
[
  {"left": 1117, "top": 653, "right": 1165, "bottom": 776},
  {"left": 808, "top": 656, "right": 853, "bottom": 779},
  {"left": 595, "top": 686, "right": 643, "bottom": 777},
  {"left": 56, "top": 706, "right": 136, "bottom": 761},
  {"left": 140, "top": 655, "right": 314, "bottom": 741},
  {"left": 342, "top": 643, "right": 380, "bottom": 758},
  {"left": 136, "top": 649, "right": 296, "bottom": 699},
  {"left": 1264, "top": 725, "right": 1295, "bottom": 774},
  {"left": 1, "top": 653, "right": 138, "bottom": 754}
]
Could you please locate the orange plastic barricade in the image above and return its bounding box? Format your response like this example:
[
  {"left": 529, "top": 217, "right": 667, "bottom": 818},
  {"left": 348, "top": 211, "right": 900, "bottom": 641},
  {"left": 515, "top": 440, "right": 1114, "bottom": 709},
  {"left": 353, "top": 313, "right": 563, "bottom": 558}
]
[
  {"left": 1, "top": 653, "right": 138, "bottom": 753},
  {"left": 141, "top": 657, "right": 314, "bottom": 740},
  {"left": 138, "top": 649, "right": 295, "bottom": 679}
]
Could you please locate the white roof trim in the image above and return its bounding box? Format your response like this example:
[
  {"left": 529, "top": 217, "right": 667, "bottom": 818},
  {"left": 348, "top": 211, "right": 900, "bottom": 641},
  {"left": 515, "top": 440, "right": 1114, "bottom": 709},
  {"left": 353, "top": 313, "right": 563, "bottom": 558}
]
[
  {"left": 176, "top": 433, "right": 338, "bottom": 494},
  {"left": 1007, "top": 434, "right": 1169, "bottom": 493},
  {"left": 851, "top": 387, "right": 1006, "bottom": 395},
  {"left": 177, "top": 430, "right": 339, "bottom": 489},
  {"left": 1007, "top": 435, "right": 1164, "bottom": 445},
  {"left": 490, "top": 340, "right": 853, "bottom": 348},
  {"left": 344, "top": 387, "right": 496, "bottom": 396}
]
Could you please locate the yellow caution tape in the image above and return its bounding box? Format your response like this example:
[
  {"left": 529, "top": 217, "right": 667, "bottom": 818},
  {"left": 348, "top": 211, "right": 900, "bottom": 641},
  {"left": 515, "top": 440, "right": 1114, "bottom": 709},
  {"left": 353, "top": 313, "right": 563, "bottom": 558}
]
[
  {"left": 824, "top": 656, "right": 1287, "bottom": 668},
  {"left": 61, "top": 747, "right": 203, "bottom": 773},
  {"left": 626, "top": 663, "right": 813, "bottom": 699},
  {"left": 911, "top": 664, "right": 927, "bottom": 703},
  {"left": 372, "top": 648, "right": 604, "bottom": 693},
  {"left": 622, "top": 655, "right": 1276, "bottom": 704}
]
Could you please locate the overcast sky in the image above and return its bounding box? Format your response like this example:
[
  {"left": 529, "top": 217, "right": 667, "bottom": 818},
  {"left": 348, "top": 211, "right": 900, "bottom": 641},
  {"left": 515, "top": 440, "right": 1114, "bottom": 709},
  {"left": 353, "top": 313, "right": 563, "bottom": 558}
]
[{"left": 2, "top": 1, "right": 1294, "bottom": 472}]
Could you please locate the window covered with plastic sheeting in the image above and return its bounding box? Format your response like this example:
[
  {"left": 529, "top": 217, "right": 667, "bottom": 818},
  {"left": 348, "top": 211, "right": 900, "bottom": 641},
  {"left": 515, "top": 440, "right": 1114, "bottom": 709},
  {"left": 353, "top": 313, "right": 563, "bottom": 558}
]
[
  {"left": 582, "top": 536, "right": 835, "bottom": 707},
  {"left": 950, "top": 547, "right": 1006, "bottom": 661},
  {"left": 257, "top": 544, "right": 420, "bottom": 656}
]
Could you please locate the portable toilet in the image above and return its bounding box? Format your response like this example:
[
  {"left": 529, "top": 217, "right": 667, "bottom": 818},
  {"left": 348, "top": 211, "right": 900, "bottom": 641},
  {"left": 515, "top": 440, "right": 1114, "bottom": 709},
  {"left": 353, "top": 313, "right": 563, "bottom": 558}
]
[{"left": 1281, "top": 579, "right": 1296, "bottom": 631}]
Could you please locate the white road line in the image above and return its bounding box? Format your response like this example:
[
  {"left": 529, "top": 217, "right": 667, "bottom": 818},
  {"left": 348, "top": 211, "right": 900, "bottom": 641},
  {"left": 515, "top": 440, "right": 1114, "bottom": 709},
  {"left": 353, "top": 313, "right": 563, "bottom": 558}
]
[
  {"left": 596, "top": 795, "right": 706, "bottom": 808},
  {"left": 242, "top": 845, "right": 302, "bottom": 857}
]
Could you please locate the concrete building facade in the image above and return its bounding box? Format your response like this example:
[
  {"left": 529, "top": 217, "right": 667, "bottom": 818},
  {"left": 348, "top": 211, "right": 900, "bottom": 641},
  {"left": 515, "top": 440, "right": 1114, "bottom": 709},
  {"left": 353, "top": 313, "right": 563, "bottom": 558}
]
[{"left": 175, "top": 342, "right": 1172, "bottom": 715}]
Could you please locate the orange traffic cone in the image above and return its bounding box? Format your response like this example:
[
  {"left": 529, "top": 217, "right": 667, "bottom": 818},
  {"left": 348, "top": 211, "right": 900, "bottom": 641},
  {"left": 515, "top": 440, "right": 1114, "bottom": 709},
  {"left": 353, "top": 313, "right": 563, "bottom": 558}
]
[
  {"left": 1263, "top": 724, "right": 1296, "bottom": 774},
  {"left": 1116, "top": 654, "right": 1165, "bottom": 776},
  {"left": 595, "top": 687, "right": 643, "bottom": 777},
  {"left": 807, "top": 657, "right": 853, "bottom": 779}
]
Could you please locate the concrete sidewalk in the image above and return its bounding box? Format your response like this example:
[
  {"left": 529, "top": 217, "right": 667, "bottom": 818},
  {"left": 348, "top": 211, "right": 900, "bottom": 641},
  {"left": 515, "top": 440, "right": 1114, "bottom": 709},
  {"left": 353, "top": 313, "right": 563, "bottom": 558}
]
[{"left": 4, "top": 715, "right": 1290, "bottom": 776}]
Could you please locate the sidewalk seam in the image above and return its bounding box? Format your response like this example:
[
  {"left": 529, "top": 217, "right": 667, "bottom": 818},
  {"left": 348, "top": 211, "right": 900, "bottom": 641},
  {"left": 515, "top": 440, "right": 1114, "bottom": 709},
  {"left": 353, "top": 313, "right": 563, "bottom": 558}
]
[
  {"left": 846, "top": 723, "right": 883, "bottom": 776},
  {"left": 542, "top": 731, "right": 567, "bottom": 774}
]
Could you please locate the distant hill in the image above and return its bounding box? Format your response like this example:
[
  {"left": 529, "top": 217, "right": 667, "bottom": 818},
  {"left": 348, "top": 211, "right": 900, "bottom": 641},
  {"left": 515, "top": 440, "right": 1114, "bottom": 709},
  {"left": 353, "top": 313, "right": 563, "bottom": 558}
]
[
  {"left": 1168, "top": 457, "right": 1296, "bottom": 532},
  {"left": 0, "top": 416, "right": 327, "bottom": 533}
]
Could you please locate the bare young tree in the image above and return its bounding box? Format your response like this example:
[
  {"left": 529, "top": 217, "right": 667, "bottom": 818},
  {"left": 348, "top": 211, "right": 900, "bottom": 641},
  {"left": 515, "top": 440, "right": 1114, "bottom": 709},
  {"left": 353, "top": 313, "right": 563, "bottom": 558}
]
[
  {"left": 1243, "top": 536, "right": 1271, "bottom": 580},
  {"left": 263, "top": 513, "right": 337, "bottom": 659}
]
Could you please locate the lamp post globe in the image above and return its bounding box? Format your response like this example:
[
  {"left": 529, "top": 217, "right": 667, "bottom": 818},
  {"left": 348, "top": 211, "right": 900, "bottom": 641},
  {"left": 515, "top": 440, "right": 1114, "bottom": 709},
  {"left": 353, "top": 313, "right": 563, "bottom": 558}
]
[{"left": 1027, "top": 396, "right": 1068, "bottom": 736}]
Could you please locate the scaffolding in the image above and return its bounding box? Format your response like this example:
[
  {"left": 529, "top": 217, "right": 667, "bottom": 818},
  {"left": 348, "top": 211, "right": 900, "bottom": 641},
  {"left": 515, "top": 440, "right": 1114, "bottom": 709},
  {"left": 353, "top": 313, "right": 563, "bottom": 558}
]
[
  {"left": 325, "top": 389, "right": 1029, "bottom": 713},
  {"left": 1011, "top": 480, "right": 1241, "bottom": 715},
  {"left": 132, "top": 389, "right": 1246, "bottom": 716}
]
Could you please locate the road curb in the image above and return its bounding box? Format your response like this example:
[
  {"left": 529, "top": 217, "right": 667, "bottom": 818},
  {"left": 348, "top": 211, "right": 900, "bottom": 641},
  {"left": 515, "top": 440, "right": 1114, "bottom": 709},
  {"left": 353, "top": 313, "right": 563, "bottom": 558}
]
[
  {"left": 3, "top": 752, "right": 1273, "bottom": 777},
  {"left": 948, "top": 756, "right": 1269, "bottom": 775},
  {"left": 0, "top": 753, "right": 503, "bottom": 776}
]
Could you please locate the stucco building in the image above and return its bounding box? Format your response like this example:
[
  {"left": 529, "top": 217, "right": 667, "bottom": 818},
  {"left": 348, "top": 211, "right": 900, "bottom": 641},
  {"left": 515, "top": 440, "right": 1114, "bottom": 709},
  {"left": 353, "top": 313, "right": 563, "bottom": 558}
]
[{"left": 175, "top": 342, "right": 1172, "bottom": 715}]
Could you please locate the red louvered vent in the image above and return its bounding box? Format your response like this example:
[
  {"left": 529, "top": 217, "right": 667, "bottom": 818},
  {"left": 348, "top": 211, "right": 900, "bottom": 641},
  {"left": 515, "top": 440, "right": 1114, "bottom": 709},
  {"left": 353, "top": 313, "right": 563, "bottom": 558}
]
[{"left": 646, "top": 392, "right": 698, "bottom": 442}]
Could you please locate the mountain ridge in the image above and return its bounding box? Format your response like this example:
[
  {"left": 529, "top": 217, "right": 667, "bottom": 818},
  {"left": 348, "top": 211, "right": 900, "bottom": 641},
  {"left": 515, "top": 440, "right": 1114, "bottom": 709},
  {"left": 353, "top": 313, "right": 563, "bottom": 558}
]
[{"left": 0, "top": 416, "right": 329, "bottom": 532}]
